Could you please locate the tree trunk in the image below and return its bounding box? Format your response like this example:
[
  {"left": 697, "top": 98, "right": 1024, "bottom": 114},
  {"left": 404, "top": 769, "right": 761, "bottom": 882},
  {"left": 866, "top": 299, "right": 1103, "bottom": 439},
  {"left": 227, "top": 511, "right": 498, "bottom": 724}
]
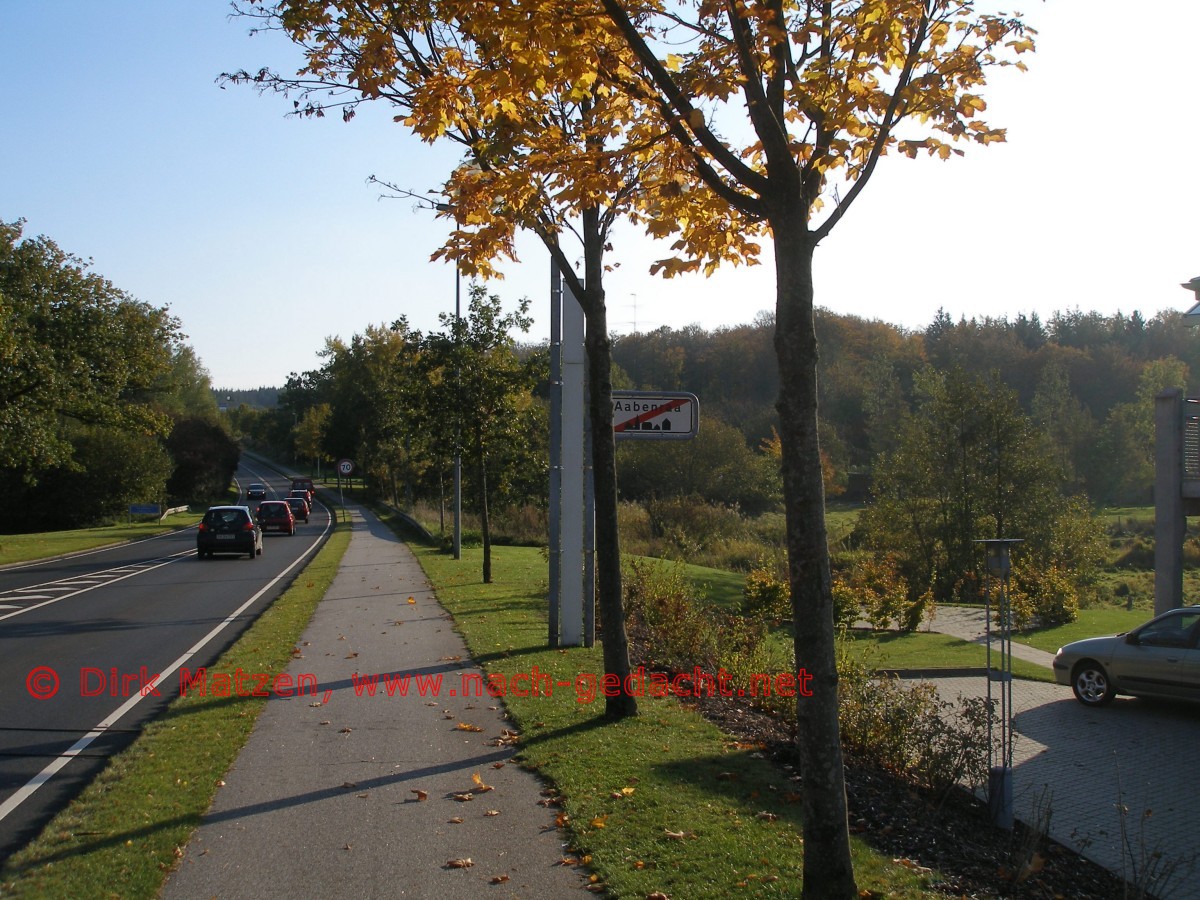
[
  {"left": 772, "top": 217, "right": 857, "bottom": 898},
  {"left": 555, "top": 202, "right": 636, "bottom": 719},
  {"left": 582, "top": 287, "right": 636, "bottom": 718}
]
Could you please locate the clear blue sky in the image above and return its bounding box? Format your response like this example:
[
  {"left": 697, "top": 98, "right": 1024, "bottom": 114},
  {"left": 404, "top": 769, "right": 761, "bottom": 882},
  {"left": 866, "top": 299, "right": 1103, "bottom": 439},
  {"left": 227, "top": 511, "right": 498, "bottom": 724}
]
[{"left": 3, "top": 1, "right": 1199, "bottom": 389}]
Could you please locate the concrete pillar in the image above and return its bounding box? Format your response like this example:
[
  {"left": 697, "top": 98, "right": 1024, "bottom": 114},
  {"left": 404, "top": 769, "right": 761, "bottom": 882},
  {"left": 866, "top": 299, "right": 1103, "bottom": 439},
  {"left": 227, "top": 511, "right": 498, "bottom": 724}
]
[
  {"left": 559, "top": 277, "right": 586, "bottom": 646},
  {"left": 1154, "top": 388, "right": 1185, "bottom": 615}
]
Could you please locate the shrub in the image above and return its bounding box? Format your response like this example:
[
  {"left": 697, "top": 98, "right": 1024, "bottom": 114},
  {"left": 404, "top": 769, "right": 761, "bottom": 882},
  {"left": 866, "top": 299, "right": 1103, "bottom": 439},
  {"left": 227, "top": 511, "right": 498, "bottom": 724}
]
[
  {"left": 1113, "top": 538, "right": 1154, "bottom": 570},
  {"left": 623, "top": 557, "right": 766, "bottom": 679},
  {"left": 623, "top": 558, "right": 720, "bottom": 672},
  {"left": 1007, "top": 563, "right": 1080, "bottom": 630},
  {"left": 834, "top": 555, "right": 929, "bottom": 632},
  {"left": 742, "top": 560, "right": 791, "bottom": 623},
  {"left": 836, "top": 646, "right": 994, "bottom": 802}
]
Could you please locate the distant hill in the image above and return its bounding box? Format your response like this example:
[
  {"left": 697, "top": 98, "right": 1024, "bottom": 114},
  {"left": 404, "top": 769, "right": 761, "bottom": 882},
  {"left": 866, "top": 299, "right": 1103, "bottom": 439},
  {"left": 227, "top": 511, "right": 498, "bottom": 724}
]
[{"left": 213, "top": 387, "right": 279, "bottom": 410}]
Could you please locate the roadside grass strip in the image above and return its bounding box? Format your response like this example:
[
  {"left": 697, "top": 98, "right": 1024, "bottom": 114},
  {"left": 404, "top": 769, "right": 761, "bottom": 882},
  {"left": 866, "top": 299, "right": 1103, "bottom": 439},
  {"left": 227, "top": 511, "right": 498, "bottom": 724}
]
[
  {"left": 0, "top": 513, "right": 204, "bottom": 567},
  {"left": 408, "top": 540, "right": 933, "bottom": 898},
  {"left": 0, "top": 526, "right": 351, "bottom": 898}
]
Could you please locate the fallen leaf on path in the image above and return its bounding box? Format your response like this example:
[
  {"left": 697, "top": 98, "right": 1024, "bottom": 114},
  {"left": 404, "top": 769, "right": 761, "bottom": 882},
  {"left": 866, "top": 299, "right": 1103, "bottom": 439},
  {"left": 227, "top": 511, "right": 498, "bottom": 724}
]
[
  {"left": 448, "top": 816, "right": 464, "bottom": 824},
  {"left": 489, "top": 874, "right": 510, "bottom": 884},
  {"left": 453, "top": 793, "right": 474, "bottom": 802},
  {"left": 484, "top": 809, "right": 500, "bottom": 816},
  {"left": 456, "top": 723, "right": 484, "bottom": 732},
  {"left": 445, "top": 858, "right": 473, "bottom": 868},
  {"left": 471, "top": 772, "right": 494, "bottom": 792},
  {"left": 411, "top": 789, "right": 428, "bottom": 802}
]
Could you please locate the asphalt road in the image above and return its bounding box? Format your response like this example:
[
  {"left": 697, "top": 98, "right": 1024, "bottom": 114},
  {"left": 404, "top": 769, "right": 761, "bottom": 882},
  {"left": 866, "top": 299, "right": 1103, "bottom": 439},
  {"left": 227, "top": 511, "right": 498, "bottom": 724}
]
[{"left": 0, "top": 463, "right": 331, "bottom": 863}]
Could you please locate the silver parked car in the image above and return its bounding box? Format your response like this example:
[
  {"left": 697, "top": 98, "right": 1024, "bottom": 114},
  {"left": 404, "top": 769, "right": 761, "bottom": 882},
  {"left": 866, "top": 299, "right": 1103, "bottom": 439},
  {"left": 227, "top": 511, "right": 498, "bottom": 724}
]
[{"left": 1053, "top": 606, "right": 1200, "bottom": 706}]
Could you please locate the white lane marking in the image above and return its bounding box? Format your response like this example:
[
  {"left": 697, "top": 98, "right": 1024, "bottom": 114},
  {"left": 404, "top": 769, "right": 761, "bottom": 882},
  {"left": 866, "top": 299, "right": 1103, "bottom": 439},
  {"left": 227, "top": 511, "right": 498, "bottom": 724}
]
[
  {"left": 0, "top": 515, "right": 332, "bottom": 826},
  {"left": 0, "top": 553, "right": 195, "bottom": 623}
]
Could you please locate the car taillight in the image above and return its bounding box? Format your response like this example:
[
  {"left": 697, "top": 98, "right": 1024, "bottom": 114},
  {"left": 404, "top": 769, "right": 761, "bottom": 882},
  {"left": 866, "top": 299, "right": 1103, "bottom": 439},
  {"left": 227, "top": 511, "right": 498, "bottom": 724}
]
[
  {"left": 198, "top": 523, "right": 209, "bottom": 533},
  {"left": 243, "top": 521, "right": 256, "bottom": 531}
]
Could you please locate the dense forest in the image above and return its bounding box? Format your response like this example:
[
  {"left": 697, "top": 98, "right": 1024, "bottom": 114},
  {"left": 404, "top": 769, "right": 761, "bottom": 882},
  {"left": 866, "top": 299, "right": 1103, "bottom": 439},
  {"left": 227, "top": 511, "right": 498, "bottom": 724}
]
[
  {"left": 10, "top": 208, "right": 1195, "bottom": 541},
  {"left": 226, "top": 299, "right": 1199, "bottom": 518},
  {"left": 609, "top": 306, "right": 1199, "bottom": 508}
]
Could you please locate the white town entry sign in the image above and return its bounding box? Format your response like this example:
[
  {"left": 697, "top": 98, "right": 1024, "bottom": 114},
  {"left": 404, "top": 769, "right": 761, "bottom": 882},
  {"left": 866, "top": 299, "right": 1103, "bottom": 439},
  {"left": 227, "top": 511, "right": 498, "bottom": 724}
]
[{"left": 611, "top": 391, "right": 699, "bottom": 440}]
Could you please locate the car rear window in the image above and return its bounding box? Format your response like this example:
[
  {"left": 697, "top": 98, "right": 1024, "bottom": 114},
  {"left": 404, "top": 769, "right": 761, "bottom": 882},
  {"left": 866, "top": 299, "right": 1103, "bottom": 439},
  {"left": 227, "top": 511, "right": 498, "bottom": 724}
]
[{"left": 205, "top": 509, "right": 249, "bottom": 528}]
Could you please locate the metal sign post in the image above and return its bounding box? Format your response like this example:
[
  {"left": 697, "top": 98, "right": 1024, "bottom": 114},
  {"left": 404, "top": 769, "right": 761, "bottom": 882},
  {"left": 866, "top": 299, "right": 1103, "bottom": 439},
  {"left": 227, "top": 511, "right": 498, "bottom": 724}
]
[{"left": 338, "top": 458, "right": 354, "bottom": 524}]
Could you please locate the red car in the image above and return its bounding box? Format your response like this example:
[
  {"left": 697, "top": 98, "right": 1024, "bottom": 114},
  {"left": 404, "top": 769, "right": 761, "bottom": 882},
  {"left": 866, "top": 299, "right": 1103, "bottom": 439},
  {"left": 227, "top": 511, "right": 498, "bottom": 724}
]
[
  {"left": 285, "top": 495, "right": 310, "bottom": 523},
  {"left": 256, "top": 500, "right": 295, "bottom": 536}
]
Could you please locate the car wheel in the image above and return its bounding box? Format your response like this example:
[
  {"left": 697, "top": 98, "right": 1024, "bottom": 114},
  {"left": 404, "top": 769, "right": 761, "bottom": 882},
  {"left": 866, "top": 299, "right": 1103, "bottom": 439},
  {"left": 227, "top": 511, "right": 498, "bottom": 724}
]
[{"left": 1072, "top": 661, "right": 1116, "bottom": 706}]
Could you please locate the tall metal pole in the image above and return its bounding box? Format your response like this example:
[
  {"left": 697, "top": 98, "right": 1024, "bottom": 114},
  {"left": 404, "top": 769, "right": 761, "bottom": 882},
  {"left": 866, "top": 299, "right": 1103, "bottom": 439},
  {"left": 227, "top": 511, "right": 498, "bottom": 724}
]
[
  {"left": 548, "top": 258, "right": 562, "bottom": 646},
  {"left": 453, "top": 262, "right": 462, "bottom": 560},
  {"left": 980, "top": 538, "right": 1020, "bottom": 830}
]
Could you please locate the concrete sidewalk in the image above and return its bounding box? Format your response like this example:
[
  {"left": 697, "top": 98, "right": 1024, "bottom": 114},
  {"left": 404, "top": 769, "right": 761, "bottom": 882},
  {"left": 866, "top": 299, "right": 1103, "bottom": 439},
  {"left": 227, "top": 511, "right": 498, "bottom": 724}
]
[{"left": 163, "top": 506, "right": 587, "bottom": 899}]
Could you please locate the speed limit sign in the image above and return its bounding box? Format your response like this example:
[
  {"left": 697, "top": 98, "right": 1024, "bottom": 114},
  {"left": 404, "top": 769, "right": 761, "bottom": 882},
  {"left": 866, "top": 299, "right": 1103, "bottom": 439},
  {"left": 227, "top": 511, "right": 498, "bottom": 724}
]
[{"left": 338, "top": 459, "right": 355, "bottom": 476}]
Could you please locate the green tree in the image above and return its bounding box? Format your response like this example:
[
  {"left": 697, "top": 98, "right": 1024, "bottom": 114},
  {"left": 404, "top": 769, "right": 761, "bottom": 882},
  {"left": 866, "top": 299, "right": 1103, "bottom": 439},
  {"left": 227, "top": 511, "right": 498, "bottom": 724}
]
[
  {"left": 294, "top": 402, "right": 331, "bottom": 475},
  {"left": 1030, "top": 357, "right": 1094, "bottom": 491},
  {"left": 0, "top": 220, "right": 180, "bottom": 479},
  {"left": 860, "top": 367, "right": 1103, "bottom": 612},
  {"left": 422, "top": 285, "right": 539, "bottom": 583},
  {"left": 1085, "top": 356, "right": 1189, "bottom": 506},
  {"left": 2, "top": 426, "right": 174, "bottom": 532},
  {"left": 618, "top": 416, "right": 780, "bottom": 515},
  {"left": 165, "top": 417, "right": 241, "bottom": 505}
]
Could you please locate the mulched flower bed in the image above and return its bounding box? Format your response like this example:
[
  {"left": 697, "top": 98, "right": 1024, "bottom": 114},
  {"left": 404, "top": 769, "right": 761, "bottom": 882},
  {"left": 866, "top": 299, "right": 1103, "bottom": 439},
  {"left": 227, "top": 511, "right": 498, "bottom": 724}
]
[{"left": 683, "top": 684, "right": 1133, "bottom": 898}]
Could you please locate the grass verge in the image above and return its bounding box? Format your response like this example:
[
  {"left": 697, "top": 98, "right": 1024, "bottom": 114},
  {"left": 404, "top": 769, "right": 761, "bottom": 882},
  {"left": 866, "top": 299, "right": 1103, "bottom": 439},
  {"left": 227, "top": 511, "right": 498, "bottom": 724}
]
[
  {"left": 406, "top": 539, "right": 934, "bottom": 898},
  {"left": 0, "top": 525, "right": 351, "bottom": 898},
  {"left": 0, "top": 512, "right": 203, "bottom": 567}
]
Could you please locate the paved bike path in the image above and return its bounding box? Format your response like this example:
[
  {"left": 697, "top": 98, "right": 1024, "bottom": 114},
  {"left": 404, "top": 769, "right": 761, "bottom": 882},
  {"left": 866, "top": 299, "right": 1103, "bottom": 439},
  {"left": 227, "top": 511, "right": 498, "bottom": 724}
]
[{"left": 162, "top": 506, "right": 586, "bottom": 898}]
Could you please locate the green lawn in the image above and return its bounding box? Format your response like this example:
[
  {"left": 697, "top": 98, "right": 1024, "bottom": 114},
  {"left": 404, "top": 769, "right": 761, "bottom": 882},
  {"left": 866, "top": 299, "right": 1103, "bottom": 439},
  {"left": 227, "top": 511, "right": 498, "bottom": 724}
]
[
  {"left": 1011, "top": 604, "right": 1152, "bottom": 653},
  {"left": 409, "top": 541, "right": 933, "bottom": 898},
  {"left": 0, "top": 511, "right": 202, "bottom": 566}
]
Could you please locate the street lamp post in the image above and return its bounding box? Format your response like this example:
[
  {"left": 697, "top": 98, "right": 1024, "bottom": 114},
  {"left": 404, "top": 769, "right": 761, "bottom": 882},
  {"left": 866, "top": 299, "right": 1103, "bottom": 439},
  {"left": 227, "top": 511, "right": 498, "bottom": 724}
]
[
  {"left": 371, "top": 178, "right": 462, "bottom": 560},
  {"left": 977, "top": 537, "right": 1021, "bottom": 830}
]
